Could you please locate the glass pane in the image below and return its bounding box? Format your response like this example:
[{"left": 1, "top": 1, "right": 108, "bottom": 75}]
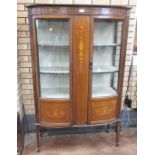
[
  {"left": 36, "top": 19, "right": 70, "bottom": 99},
  {"left": 40, "top": 74, "right": 69, "bottom": 98},
  {"left": 92, "top": 73, "right": 117, "bottom": 98},
  {"left": 92, "top": 19, "right": 122, "bottom": 98}
]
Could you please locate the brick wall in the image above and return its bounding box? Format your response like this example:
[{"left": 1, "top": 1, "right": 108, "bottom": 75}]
[
  {"left": 17, "top": 50, "right": 24, "bottom": 119},
  {"left": 17, "top": 0, "right": 137, "bottom": 115}
]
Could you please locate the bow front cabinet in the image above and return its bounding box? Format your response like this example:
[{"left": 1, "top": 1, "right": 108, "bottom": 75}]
[{"left": 27, "top": 4, "right": 130, "bottom": 151}]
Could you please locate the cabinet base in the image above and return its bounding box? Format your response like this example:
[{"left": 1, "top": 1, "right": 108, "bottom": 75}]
[{"left": 35, "top": 120, "right": 120, "bottom": 152}]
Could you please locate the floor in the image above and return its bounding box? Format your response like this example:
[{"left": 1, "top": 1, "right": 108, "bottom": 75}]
[{"left": 23, "top": 128, "right": 137, "bottom": 155}]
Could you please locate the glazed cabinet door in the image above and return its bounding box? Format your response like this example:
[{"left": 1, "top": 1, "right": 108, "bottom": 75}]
[
  {"left": 34, "top": 17, "right": 73, "bottom": 127},
  {"left": 89, "top": 18, "right": 123, "bottom": 124}
]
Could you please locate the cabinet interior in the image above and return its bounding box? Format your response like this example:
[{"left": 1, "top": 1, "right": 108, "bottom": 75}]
[
  {"left": 92, "top": 19, "right": 122, "bottom": 98},
  {"left": 36, "top": 18, "right": 122, "bottom": 99},
  {"left": 36, "top": 19, "right": 70, "bottom": 99}
]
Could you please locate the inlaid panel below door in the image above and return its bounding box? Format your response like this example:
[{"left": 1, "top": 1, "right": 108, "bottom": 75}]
[
  {"left": 89, "top": 97, "right": 117, "bottom": 124},
  {"left": 39, "top": 99, "right": 71, "bottom": 127}
]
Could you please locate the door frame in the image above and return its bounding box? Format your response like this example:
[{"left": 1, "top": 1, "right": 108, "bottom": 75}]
[
  {"left": 30, "top": 15, "right": 74, "bottom": 126},
  {"left": 88, "top": 15, "right": 128, "bottom": 124}
]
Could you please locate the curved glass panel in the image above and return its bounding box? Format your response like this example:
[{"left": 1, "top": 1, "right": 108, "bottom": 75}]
[
  {"left": 92, "top": 19, "right": 123, "bottom": 98},
  {"left": 36, "top": 19, "right": 70, "bottom": 99}
]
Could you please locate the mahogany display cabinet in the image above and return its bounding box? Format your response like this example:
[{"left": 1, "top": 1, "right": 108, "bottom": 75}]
[{"left": 27, "top": 4, "right": 131, "bottom": 151}]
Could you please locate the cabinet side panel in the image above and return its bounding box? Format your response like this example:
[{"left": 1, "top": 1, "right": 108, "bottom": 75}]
[
  {"left": 117, "top": 16, "right": 129, "bottom": 118},
  {"left": 73, "top": 16, "right": 90, "bottom": 124},
  {"left": 28, "top": 13, "right": 40, "bottom": 123}
]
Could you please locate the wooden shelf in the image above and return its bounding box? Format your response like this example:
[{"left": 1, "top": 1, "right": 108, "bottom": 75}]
[
  {"left": 94, "top": 43, "right": 121, "bottom": 47},
  {"left": 40, "top": 67, "right": 69, "bottom": 74},
  {"left": 38, "top": 43, "right": 69, "bottom": 47},
  {"left": 93, "top": 66, "right": 118, "bottom": 73},
  {"left": 38, "top": 43, "right": 120, "bottom": 47}
]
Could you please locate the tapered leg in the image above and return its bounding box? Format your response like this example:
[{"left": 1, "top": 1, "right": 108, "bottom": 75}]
[
  {"left": 36, "top": 126, "right": 40, "bottom": 152},
  {"left": 106, "top": 124, "right": 110, "bottom": 133},
  {"left": 40, "top": 130, "right": 43, "bottom": 137},
  {"left": 116, "top": 121, "right": 120, "bottom": 147}
]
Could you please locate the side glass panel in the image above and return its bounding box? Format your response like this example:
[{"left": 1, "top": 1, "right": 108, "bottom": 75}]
[
  {"left": 36, "top": 19, "right": 70, "bottom": 99},
  {"left": 92, "top": 19, "right": 122, "bottom": 98}
]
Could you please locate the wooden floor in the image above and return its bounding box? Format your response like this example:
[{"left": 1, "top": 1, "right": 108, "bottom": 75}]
[{"left": 23, "top": 128, "right": 137, "bottom": 155}]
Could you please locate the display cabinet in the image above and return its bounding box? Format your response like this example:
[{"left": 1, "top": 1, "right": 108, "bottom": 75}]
[{"left": 27, "top": 4, "right": 130, "bottom": 151}]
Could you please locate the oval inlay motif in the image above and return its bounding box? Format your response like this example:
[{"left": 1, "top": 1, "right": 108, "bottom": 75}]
[
  {"left": 46, "top": 109, "right": 65, "bottom": 118},
  {"left": 95, "top": 107, "right": 113, "bottom": 116},
  {"left": 79, "top": 24, "right": 84, "bottom": 72},
  {"left": 79, "top": 8, "right": 85, "bottom": 13}
]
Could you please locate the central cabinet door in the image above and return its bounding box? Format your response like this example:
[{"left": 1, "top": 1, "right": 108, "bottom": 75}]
[{"left": 73, "top": 16, "right": 90, "bottom": 125}]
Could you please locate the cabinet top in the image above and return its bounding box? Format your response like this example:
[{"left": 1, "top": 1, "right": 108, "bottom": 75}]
[{"left": 27, "top": 4, "right": 131, "bottom": 10}]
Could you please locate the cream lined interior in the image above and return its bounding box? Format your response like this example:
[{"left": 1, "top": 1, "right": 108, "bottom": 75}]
[
  {"left": 92, "top": 19, "right": 122, "bottom": 98},
  {"left": 36, "top": 19, "right": 122, "bottom": 99}
]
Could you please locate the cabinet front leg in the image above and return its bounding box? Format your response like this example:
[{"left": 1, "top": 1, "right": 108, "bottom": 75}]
[
  {"left": 116, "top": 121, "right": 120, "bottom": 147},
  {"left": 36, "top": 126, "right": 40, "bottom": 152},
  {"left": 105, "top": 124, "right": 110, "bottom": 133}
]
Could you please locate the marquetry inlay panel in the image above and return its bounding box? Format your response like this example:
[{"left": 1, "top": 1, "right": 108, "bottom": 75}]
[
  {"left": 39, "top": 101, "right": 70, "bottom": 123},
  {"left": 73, "top": 16, "right": 90, "bottom": 124},
  {"left": 78, "top": 25, "right": 84, "bottom": 72},
  {"left": 90, "top": 97, "right": 117, "bottom": 123},
  {"left": 94, "top": 107, "right": 113, "bottom": 116},
  {"left": 46, "top": 109, "right": 65, "bottom": 118}
]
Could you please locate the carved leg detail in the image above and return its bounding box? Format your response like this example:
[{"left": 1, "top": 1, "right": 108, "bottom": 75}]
[
  {"left": 36, "top": 126, "right": 40, "bottom": 152},
  {"left": 116, "top": 121, "right": 120, "bottom": 147}
]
